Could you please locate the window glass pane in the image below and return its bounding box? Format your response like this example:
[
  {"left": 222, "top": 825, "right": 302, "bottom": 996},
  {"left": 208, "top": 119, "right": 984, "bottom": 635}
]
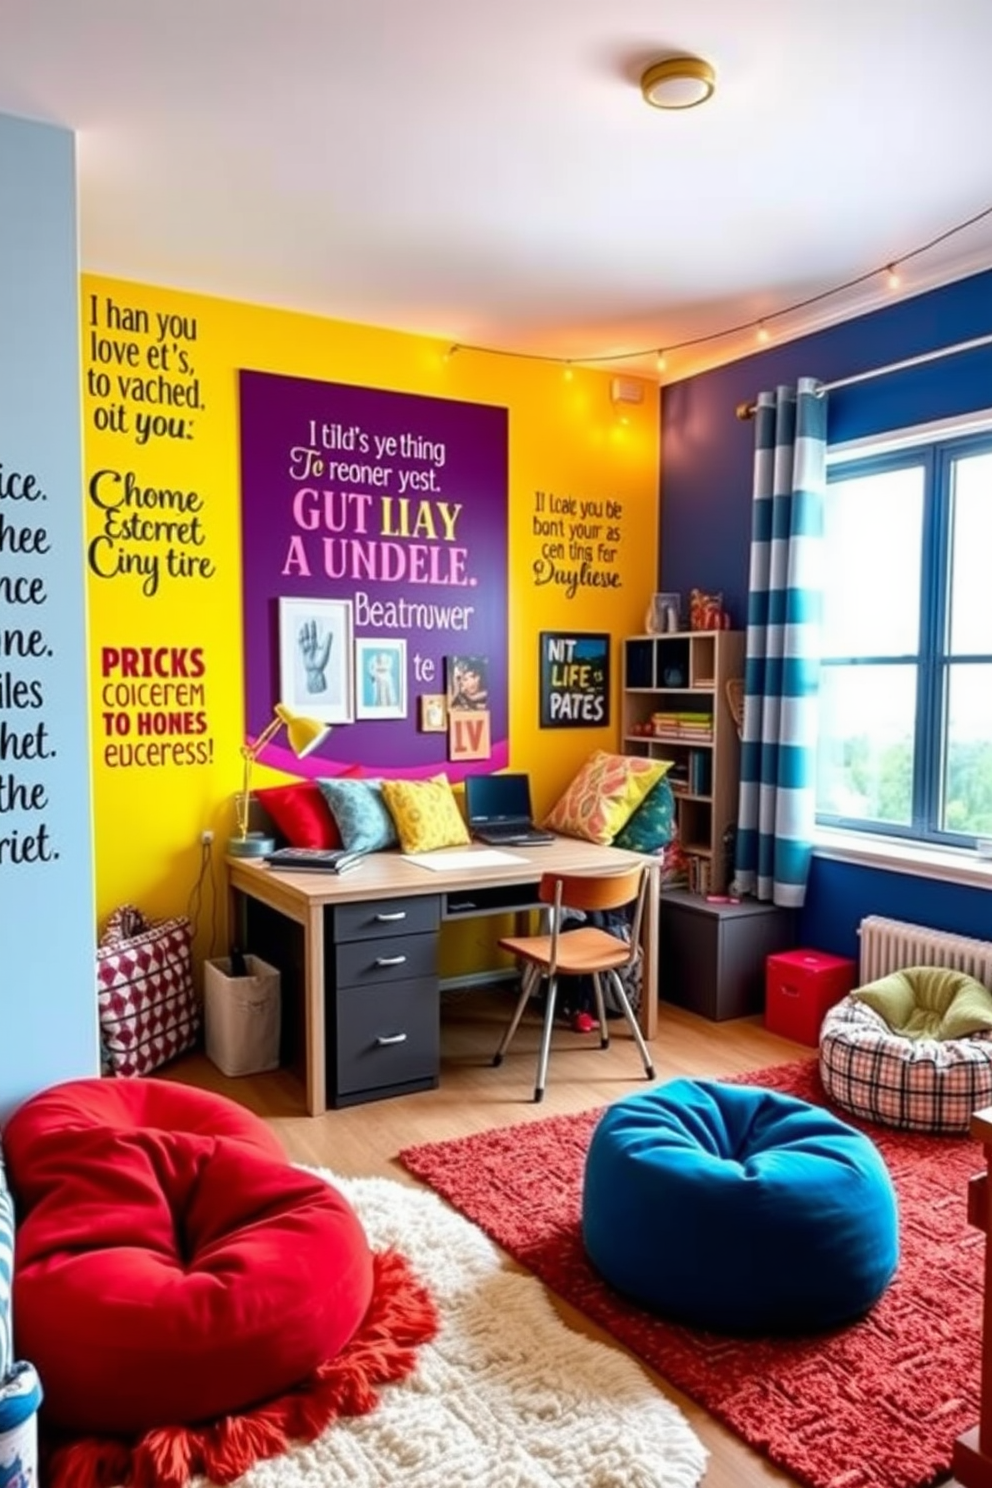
[
  {"left": 948, "top": 452, "right": 992, "bottom": 655},
  {"left": 816, "top": 665, "right": 916, "bottom": 826},
  {"left": 943, "top": 663, "right": 992, "bottom": 836},
  {"left": 822, "top": 467, "right": 923, "bottom": 657}
]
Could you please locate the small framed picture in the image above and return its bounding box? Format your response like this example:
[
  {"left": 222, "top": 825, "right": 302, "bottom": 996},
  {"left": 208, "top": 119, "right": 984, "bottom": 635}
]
[
  {"left": 419, "top": 693, "right": 448, "bottom": 732},
  {"left": 355, "top": 637, "right": 407, "bottom": 720},
  {"left": 278, "top": 597, "right": 354, "bottom": 723},
  {"left": 445, "top": 654, "right": 489, "bottom": 712}
]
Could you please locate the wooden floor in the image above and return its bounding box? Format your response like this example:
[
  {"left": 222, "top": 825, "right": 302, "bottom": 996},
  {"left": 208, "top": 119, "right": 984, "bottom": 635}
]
[{"left": 169, "top": 991, "right": 815, "bottom": 1488}]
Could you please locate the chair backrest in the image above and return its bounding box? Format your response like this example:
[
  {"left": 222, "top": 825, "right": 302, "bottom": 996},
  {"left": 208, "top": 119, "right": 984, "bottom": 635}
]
[{"left": 538, "top": 865, "right": 648, "bottom": 969}]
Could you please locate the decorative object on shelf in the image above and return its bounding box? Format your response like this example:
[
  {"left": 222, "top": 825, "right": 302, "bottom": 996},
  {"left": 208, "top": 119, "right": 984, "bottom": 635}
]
[
  {"left": 230, "top": 704, "right": 331, "bottom": 857},
  {"left": 278, "top": 596, "right": 355, "bottom": 723},
  {"left": 645, "top": 592, "right": 682, "bottom": 635},
  {"left": 689, "top": 588, "right": 728, "bottom": 632},
  {"left": 538, "top": 631, "right": 610, "bottom": 728}
]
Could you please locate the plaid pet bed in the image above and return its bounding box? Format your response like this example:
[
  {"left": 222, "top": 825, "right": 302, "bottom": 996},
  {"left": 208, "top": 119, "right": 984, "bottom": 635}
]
[{"left": 820, "top": 995, "right": 992, "bottom": 1134}]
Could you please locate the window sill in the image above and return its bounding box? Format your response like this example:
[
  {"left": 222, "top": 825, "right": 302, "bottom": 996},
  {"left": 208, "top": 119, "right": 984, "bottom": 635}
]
[{"left": 813, "top": 827, "right": 992, "bottom": 891}]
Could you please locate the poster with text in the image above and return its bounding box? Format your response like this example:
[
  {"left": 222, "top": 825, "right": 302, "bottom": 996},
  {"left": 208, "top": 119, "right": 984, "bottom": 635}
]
[{"left": 239, "top": 373, "right": 508, "bottom": 777}]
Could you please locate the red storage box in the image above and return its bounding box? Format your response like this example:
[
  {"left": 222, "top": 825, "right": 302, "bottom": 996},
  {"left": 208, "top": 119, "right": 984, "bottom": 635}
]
[{"left": 765, "top": 949, "right": 857, "bottom": 1046}]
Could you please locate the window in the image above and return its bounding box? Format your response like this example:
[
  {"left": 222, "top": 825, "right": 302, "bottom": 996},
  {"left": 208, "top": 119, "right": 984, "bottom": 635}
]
[{"left": 817, "top": 430, "right": 992, "bottom": 847}]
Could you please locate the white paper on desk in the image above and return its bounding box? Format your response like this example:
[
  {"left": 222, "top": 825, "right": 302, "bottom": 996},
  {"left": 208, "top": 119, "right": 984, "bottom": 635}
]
[{"left": 403, "top": 848, "right": 529, "bottom": 871}]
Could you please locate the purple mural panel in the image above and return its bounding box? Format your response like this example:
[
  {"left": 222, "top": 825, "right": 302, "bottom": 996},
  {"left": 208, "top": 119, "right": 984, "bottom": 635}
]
[{"left": 239, "top": 372, "right": 508, "bottom": 778}]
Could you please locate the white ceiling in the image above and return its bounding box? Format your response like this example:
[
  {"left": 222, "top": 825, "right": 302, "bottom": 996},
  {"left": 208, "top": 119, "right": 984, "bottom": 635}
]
[{"left": 2, "top": 0, "right": 992, "bottom": 380}]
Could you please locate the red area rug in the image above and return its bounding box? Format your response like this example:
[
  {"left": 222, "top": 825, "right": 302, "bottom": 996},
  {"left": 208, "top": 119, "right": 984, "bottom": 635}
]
[{"left": 399, "top": 1060, "right": 985, "bottom": 1488}]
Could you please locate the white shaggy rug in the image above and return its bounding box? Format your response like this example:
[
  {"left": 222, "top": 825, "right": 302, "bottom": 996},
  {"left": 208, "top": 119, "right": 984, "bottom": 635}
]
[{"left": 225, "top": 1170, "right": 707, "bottom": 1488}]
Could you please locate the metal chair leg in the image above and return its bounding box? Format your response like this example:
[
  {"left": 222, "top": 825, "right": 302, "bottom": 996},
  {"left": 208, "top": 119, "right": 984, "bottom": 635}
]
[
  {"left": 493, "top": 963, "right": 540, "bottom": 1066},
  {"left": 607, "top": 969, "right": 655, "bottom": 1081},
  {"left": 533, "top": 975, "right": 560, "bottom": 1102},
  {"left": 590, "top": 972, "right": 611, "bottom": 1049}
]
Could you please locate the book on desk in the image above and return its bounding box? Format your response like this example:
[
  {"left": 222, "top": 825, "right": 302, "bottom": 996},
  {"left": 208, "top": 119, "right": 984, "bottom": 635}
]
[{"left": 265, "top": 847, "right": 364, "bottom": 874}]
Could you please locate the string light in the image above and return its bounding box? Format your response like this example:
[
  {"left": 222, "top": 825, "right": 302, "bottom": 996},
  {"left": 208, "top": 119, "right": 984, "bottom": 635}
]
[
  {"left": 563, "top": 362, "right": 574, "bottom": 381},
  {"left": 438, "top": 202, "right": 992, "bottom": 374}
]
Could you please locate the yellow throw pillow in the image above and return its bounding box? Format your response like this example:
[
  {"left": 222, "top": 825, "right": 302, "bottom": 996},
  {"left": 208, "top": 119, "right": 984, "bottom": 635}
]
[
  {"left": 380, "top": 775, "right": 471, "bottom": 854},
  {"left": 542, "top": 751, "right": 670, "bottom": 845}
]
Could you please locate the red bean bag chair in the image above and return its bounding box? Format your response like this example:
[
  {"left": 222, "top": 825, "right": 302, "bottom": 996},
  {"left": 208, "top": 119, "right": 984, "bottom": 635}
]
[{"left": 2, "top": 1078, "right": 437, "bottom": 1488}]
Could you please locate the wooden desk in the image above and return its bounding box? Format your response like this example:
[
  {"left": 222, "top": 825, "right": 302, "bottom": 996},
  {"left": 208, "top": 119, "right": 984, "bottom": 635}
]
[{"left": 227, "top": 838, "right": 659, "bottom": 1116}]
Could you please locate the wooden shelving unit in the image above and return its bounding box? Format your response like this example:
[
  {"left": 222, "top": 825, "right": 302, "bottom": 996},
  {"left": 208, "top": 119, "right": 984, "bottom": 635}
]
[{"left": 621, "top": 630, "right": 744, "bottom": 895}]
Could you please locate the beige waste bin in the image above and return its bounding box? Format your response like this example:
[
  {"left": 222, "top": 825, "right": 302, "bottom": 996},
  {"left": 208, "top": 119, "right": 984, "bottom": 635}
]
[{"left": 204, "top": 956, "right": 281, "bottom": 1076}]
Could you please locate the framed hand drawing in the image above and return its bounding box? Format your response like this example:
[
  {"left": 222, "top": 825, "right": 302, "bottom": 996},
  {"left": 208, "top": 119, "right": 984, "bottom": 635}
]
[{"left": 278, "top": 597, "right": 354, "bottom": 723}]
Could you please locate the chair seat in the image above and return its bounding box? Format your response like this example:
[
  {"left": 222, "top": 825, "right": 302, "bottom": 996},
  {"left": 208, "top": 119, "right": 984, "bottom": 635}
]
[{"left": 499, "top": 926, "right": 632, "bottom": 976}]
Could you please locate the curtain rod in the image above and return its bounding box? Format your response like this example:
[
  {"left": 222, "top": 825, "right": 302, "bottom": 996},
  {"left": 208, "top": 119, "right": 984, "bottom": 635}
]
[{"left": 734, "top": 332, "right": 992, "bottom": 421}]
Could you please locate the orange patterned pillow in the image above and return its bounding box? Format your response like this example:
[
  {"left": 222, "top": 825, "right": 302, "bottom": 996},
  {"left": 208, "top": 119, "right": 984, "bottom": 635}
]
[{"left": 542, "top": 751, "right": 669, "bottom": 845}]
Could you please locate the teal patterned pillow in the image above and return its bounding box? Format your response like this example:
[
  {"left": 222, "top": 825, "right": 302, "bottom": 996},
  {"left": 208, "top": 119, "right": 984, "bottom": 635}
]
[
  {"left": 316, "top": 778, "right": 398, "bottom": 854},
  {"left": 613, "top": 776, "right": 676, "bottom": 853}
]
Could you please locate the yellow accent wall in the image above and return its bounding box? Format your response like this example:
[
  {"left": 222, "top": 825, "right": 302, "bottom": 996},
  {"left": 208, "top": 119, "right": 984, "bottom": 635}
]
[{"left": 81, "top": 277, "right": 659, "bottom": 964}]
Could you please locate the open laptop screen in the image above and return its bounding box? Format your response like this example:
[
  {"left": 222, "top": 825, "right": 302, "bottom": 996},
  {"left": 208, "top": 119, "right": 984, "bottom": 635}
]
[{"left": 464, "top": 773, "right": 533, "bottom": 828}]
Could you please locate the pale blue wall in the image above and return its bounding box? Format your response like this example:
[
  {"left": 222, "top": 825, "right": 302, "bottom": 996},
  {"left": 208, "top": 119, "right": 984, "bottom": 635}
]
[{"left": 0, "top": 112, "right": 98, "bottom": 1118}]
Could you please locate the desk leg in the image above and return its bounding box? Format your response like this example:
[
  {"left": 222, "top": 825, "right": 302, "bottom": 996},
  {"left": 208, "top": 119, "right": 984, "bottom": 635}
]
[
  {"left": 305, "top": 903, "right": 327, "bottom": 1117},
  {"left": 639, "top": 862, "right": 659, "bottom": 1042}
]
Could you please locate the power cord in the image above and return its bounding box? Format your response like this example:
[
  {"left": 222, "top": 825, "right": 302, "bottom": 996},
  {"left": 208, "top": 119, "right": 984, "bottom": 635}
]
[{"left": 187, "top": 833, "right": 219, "bottom": 959}]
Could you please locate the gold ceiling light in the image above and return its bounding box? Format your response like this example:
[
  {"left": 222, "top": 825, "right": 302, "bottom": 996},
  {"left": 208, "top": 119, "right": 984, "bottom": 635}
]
[{"left": 640, "top": 56, "right": 716, "bottom": 110}]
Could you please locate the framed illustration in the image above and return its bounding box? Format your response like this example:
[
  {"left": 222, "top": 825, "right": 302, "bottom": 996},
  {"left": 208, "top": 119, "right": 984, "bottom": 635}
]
[
  {"left": 278, "top": 597, "right": 354, "bottom": 723},
  {"left": 355, "top": 637, "right": 408, "bottom": 720},
  {"left": 539, "top": 631, "right": 610, "bottom": 728},
  {"left": 418, "top": 693, "right": 448, "bottom": 732},
  {"left": 445, "top": 654, "right": 489, "bottom": 712}
]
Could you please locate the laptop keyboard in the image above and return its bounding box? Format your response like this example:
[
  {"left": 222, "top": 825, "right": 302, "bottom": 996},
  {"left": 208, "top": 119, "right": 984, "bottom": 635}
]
[{"left": 475, "top": 827, "right": 556, "bottom": 845}]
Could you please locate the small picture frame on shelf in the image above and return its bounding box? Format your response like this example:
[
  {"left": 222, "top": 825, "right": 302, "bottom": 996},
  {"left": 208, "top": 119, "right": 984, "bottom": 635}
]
[{"left": 645, "top": 592, "right": 682, "bottom": 635}]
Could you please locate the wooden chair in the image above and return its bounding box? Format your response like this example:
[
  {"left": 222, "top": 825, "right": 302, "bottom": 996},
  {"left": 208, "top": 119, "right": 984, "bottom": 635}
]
[{"left": 493, "top": 865, "right": 656, "bottom": 1102}]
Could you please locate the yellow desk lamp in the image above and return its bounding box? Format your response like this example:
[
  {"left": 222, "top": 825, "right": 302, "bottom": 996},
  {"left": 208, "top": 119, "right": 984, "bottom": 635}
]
[{"left": 229, "top": 703, "right": 331, "bottom": 857}]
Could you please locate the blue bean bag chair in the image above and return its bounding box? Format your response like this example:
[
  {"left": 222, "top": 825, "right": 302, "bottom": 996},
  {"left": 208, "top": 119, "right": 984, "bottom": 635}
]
[{"left": 582, "top": 1078, "right": 899, "bottom": 1334}]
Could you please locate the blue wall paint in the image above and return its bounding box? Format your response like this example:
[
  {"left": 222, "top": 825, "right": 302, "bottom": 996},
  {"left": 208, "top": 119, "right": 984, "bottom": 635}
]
[
  {"left": 661, "top": 269, "right": 992, "bottom": 627},
  {"left": 0, "top": 113, "right": 98, "bottom": 1119},
  {"left": 660, "top": 267, "right": 992, "bottom": 951}
]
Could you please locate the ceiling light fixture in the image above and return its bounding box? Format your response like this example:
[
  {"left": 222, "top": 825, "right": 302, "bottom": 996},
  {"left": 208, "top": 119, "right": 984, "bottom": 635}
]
[{"left": 640, "top": 56, "right": 716, "bottom": 111}]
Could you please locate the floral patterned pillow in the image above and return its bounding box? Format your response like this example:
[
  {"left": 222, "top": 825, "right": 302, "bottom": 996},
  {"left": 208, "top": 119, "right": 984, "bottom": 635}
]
[{"left": 542, "top": 751, "right": 670, "bottom": 845}]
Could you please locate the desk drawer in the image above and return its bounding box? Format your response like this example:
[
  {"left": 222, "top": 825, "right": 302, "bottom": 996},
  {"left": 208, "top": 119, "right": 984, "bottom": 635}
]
[
  {"left": 333, "top": 978, "right": 439, "bottom": 1095},
  {"left": 333, "top": 895, "right": 440, "bottom": 942},
  {"left": 335, "top": 931, "right": 437, "bottom": 989}
]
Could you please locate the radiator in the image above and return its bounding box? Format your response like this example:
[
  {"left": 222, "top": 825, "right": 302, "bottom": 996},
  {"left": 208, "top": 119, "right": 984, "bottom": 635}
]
[{"left": 859, "top": 915, "right": 992, "bottom": 988}]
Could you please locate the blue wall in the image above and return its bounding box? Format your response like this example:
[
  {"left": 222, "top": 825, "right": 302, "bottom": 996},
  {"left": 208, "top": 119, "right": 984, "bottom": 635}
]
[
  {"left": 660, "top": 268, "right": 992, "bottom": 954},
  {"left": 0, "top": 113, "right": 98, "bottom": 1118}
]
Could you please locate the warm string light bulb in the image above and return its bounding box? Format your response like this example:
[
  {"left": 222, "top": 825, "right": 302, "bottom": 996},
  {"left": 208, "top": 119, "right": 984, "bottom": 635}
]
[
  {"left": 656, "top": 350, "right": 667, "bottom": 373},
  {"left": 756, "top": 322, "right": 770, "bottom": 345},
  {"left": 886, "top": 264, "right": 901, "bottom": 290},
  {"left": 563, "top": 362, "right": 574, "bottom": 381}
]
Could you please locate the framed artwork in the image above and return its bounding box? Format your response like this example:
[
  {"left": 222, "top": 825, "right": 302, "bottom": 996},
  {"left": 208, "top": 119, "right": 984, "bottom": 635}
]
[
  {"left": 418, "top": 693, "right": 448, "bottom": 732},
  {"left": 278, "top": 597, "right": 354, "bottom": 723},
  {"left": 355, "top": 637, "right": 408, "bottom": 720},
  {"left": 539, "top": 631, "right": 610, "bottom": 728},
  {"left": 445, "top": 654, "right": 489, "bottom": 711}
]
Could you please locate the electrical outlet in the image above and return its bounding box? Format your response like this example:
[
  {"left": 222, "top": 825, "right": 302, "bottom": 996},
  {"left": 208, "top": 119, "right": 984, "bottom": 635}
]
[{"left": 201, "top": 830, "right": 214, "bottom": 845}]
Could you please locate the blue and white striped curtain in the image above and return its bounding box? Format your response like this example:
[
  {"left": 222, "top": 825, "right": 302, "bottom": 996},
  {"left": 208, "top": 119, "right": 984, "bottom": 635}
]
[{"left": 734, "top": 377, "right": 826, "bottom": 907}]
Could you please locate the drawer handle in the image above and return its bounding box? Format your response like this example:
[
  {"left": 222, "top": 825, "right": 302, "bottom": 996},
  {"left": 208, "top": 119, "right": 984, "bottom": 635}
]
[
  {"left": 375, "top": 1032, "right": 408, "bottom": 1046},
  {"left": 375, "top": 954, "right": 407, "bottom": 967},
  {"left": 375, "top": 911, "right": 407, "bottom": 922}
]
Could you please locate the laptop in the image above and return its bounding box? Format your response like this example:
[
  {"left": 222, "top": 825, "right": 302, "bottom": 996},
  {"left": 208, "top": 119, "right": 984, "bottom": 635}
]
[{"left": 464, "top": 772, "right": 556, "bottom": 846}]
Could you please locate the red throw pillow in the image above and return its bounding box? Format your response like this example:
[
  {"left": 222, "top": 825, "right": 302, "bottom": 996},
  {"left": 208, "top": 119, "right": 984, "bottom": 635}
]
[{"left": 256, "top": 766, "right": 362, "bottom": 849}]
